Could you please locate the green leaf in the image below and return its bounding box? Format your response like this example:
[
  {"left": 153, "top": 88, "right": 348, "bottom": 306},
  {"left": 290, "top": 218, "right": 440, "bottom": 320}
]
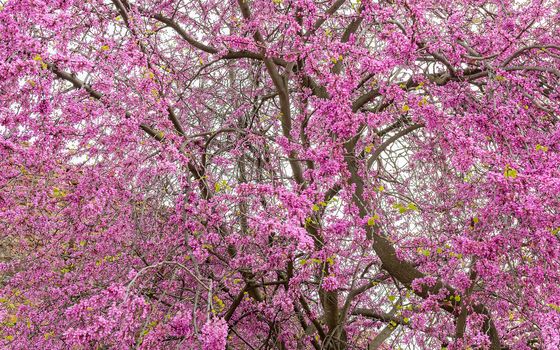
[
  {"left": 407, "top": 203, "right": 418, "bottom": 211},
  {"left": 392, "top": 203, "right": 406, "bottom": 213},
  {"left": 504, "top": 165, "right": 518, "bottom": 178}
]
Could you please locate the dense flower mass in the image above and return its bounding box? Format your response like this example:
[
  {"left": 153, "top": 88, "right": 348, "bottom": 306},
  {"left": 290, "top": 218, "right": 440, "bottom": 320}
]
[{"left": 1, "top": 0, "right": 560, "bottom": 349}]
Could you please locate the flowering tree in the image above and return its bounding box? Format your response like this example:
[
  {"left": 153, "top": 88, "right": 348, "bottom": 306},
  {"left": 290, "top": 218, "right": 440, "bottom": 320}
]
[{"left": 1, "top": 0, "right": 560, "bottom": 349}]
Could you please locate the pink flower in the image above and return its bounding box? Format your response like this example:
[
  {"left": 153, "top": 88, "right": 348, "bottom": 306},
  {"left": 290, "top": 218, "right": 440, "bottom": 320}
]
[
  {"left": 321, "top": 275, "right": 340, "bottom": 291},
  {"left": 201, "top": 318, "right": 228, "bottom": 350}
]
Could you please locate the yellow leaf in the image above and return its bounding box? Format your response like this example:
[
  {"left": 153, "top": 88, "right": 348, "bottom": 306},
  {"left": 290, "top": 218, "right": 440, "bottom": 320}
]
[
  {"left": 364, "top": 144, "right": 373, "bottom": 153},
  {"left": 19, "top": 165, "right": 28, "bottom": 175},
  {"left": 213, "top": 295, "right": 225, "bottom": 312},
  {"left": 367, "top": 214, "right": 379, "bottom": 226},
  {"left": 100, "top": 45, "right": 110, "bottom": 51},
  {"left": 503, "top": 165, "right": 518, "bottom": 178},
  {"left": 52, "top": 187, "right": 67, "bottom": 198},
  {"left": 7, "top": 314, "right": 17, "bottom": 326},
  {"left": 312, "top": 204, "right": 320, "bottom": 212},
  {"left": 402, "top": 104, "right": 410, "bottom": 112},
  {"left": 454, "top": 295, "right": 461, "bottom": 302},
  {"left": 33, "top": 54, "right": 42, "bottom": 61}
]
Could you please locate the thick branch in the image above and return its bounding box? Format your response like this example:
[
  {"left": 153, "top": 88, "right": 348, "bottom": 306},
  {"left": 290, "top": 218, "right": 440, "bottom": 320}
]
[
  {"left": 236, "top": 0, "right": 304, "bottom": 185},
  {"left": 366, "top": 123, "right": 424, "bottom": 169}
]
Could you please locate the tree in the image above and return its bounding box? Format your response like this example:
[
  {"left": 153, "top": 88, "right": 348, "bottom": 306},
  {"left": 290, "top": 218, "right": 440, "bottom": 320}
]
[{"left": 1, "top": 0, "right": 559, "bottom": 348}]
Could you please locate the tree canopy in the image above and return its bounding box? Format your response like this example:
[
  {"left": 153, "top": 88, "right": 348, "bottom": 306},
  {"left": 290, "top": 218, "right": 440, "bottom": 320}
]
[{"left": 1, "top": 0, "right": 560, "bottom": 349}]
